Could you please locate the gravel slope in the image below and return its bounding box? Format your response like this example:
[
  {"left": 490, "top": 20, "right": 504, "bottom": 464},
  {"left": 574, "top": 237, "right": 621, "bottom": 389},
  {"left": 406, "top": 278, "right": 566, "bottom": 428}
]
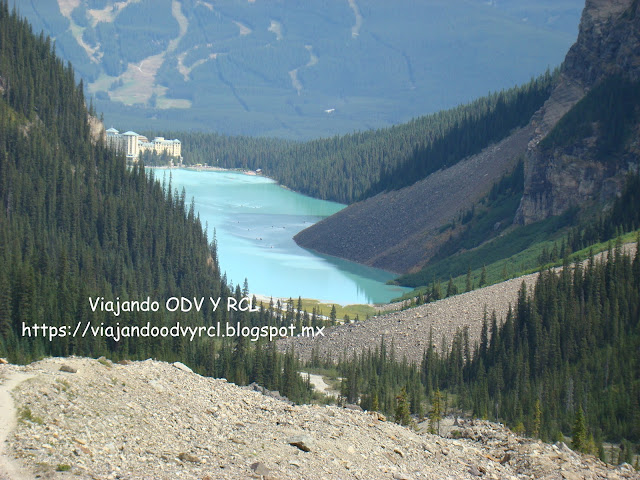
[
  {"left": 0, "top": 371, "right": 35, "bottom": 480},
  {"left": 279, "top": 272, "right": 540, "bottom": 364},
  {"left": 294, "top": 126, "right": 534, "bottom": 274},
  {"left": 279, "top": 243, "right": 637, "bottom": 364}
]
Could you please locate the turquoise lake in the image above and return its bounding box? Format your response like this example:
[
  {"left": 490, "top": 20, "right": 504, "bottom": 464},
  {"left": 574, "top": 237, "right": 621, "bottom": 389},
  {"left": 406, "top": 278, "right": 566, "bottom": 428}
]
[{"left": 154, "top": 168, "right": 410, "bottom": 304}]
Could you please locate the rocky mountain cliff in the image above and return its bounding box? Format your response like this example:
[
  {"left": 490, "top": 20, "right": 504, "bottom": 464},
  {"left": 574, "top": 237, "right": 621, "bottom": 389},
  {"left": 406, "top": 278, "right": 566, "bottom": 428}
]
[
  {"left": 296, "top": 0, "right": 640, "bottom": 273},
  {"left": 1, "top": 357, "right": 638, "bottom": 480},
  {"left": 563, "top": 0, "right": 640, "bottom": 85},
  {"left": 515, "top": 0, "right": 640, "bottom": 224}
]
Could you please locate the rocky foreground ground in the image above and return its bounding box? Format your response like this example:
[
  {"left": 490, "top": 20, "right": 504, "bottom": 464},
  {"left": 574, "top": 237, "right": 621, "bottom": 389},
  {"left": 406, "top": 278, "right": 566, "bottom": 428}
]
[{"left": 1, "top": 357, "right": 638, "bottom": 480}]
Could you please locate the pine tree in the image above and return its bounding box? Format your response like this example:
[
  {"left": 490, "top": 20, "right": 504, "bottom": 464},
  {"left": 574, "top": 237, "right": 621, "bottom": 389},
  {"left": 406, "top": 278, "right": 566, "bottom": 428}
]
[
  {"left": 371, "top": 392, "right": 380, "bottom": 412},
  {"left": 465, "top": 266, "right": 473, "bottom": 292},
  {"left": 446, "top": 276, "right": 457, "bottom": 297},
  {"left": 330, "top": 304, "right": 337, "bottom": 326},
  {"left": 479, "top": 309, "right": 488, "bottom": 359},
  {"left": 479, "top": 265, "right": 487, "bottom": 287},
  {"left": 0, "top": 271, "right": 11, "bottom": 341},
  {"left": 430, "top": 389, "right": 443, "bottom": 435},
  {"left": 395, "top": 387, "right": 411, "bottom": 426},
  {"left": 532, "top": 399, "right": 542, "bottom": 438},
  {"left": 431, "top": 276, "right": 442, "bottom": 301},
  {"left": 501, "top": 263, "right": 508, "bottom": 280},
  {"left": 295, "top": 296, "right": 303, "bottom": 331},
  {"left": 572, "top": 407, "right": 587, "bottom": 452}
]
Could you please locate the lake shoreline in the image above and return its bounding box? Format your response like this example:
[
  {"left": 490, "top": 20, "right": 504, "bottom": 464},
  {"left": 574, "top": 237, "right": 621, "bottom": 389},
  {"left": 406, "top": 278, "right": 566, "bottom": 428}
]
[
  {"left": 149, "top": 168, "right": 410, "bottom": 304},
  {"left": 252, "top": 294, "right": 406, "bottom": 318},
  {"left": 145, "top": 164, "right": 259, "bottom": 175}
]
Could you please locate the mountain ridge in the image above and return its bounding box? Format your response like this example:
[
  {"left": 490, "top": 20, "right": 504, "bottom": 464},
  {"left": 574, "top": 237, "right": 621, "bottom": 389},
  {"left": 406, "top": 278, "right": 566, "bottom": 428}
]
[
  {"left": 294, "top": 126, "right": 534, "bottom": 273},
  {"left": 516, "top": 0, "right": 640, "bottom": 224}
]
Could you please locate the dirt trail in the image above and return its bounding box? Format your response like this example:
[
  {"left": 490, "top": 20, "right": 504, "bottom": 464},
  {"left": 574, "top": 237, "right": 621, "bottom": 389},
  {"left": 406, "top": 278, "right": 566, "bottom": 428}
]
[
  {"left": 0, "top": 371, "right": 35, "bottom": 480},
  {"left": 302, "top": 372, "right": 339, "bottom": 398}
]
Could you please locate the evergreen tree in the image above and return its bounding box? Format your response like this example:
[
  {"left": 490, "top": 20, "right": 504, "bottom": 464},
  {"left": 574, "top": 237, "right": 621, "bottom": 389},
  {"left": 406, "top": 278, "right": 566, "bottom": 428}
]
[
  {"left": 465, "top": 266, "right": 473, "bottom": 292},
  {"left": 430, "top": 389, "right": 443, "bottom": 435},
  {"left": 532, "top": 399, "right": 542, "bottom": 438},
  {"left": 572, "top": 408, "right": 587, "bottom": 452},
  {"left": 479, "top": 265, "right": 487, "bottom": 287},
  {"left": 395, "top": 387, "right": 411, "bottom": 426},
  {"left": 446, "top": 276, "right": 457, "bottom": 297}
]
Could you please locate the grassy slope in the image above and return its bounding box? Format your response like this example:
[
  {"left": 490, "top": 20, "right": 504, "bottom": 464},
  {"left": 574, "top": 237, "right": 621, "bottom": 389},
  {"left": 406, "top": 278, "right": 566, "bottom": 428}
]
[
  {"left": 395, "top": 228, "right": 640, "bottom": 303},
  {"left": 396, "top": 212, "right": 574, "bottom": 289}
]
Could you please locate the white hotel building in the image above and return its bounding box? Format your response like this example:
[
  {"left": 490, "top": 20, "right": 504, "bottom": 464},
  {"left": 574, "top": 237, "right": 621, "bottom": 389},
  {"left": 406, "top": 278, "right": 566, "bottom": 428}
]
[{"left": 105, "top": 128, "right": 182, "bottom": 162}]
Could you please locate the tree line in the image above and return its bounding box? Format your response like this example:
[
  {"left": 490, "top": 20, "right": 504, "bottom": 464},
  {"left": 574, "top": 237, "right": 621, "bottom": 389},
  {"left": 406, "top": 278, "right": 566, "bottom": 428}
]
[{"left": 159, "top": 70, "right": 555, "bottom": 204}]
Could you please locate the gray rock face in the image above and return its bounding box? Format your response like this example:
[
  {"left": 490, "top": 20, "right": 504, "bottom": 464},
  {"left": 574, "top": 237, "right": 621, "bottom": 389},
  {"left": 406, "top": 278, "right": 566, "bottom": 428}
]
[
  {"left": 564, "top": 0, "right": 640, "bottom": 85},
  {"left": 515, "top": 0, "right": 640, "bottom": 225},
  {"left": 515, "top": 143, "right": 630, "bottom": 224}
]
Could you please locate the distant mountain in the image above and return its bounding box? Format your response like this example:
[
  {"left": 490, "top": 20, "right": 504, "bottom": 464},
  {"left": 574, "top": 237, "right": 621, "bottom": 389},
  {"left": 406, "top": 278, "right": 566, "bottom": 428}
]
[
  {"left": 294, "top": 0, "right": 640, "bottom": 275},
  {"left": 171, "top": 74, "right": 554, "bottom": 204},
  {"left": 14, "top": 0, "right": 582, "bottom": 138}
]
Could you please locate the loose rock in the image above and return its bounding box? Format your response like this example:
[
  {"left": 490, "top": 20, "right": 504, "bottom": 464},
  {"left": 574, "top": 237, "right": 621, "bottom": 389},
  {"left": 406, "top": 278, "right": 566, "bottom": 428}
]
[
  {"left": 287, "top": 435, "right": 315, "bottom": 452},
  {"left": 172, "top": 361, "right": 193, "bottom": 373},
  {"left": 2, "top": 357, "right": 637, "bottom": 480},
  {"left": 178, "top": 452, "right": 200, "bottom": 463},
  {"left": 250, "top": 462, "right": 270, "bottom": 476}
]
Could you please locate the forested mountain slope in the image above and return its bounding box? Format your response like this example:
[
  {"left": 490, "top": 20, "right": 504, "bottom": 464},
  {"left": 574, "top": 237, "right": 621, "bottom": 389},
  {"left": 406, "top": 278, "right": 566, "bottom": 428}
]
[
  {"left": 0, "top": 0, "right": 225, "bottom": 363},
  {"left": 0, "top": 3, "right": 307, "bottom": 402},
  {"left": 15, "top": 0, "right": 582, "bottom": 138},
  {"left": 279, "top": 240, "right": 640, "bottom": 452},
  {"left": 294, "top": 126, "right": 534, "bottom": 273}
]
